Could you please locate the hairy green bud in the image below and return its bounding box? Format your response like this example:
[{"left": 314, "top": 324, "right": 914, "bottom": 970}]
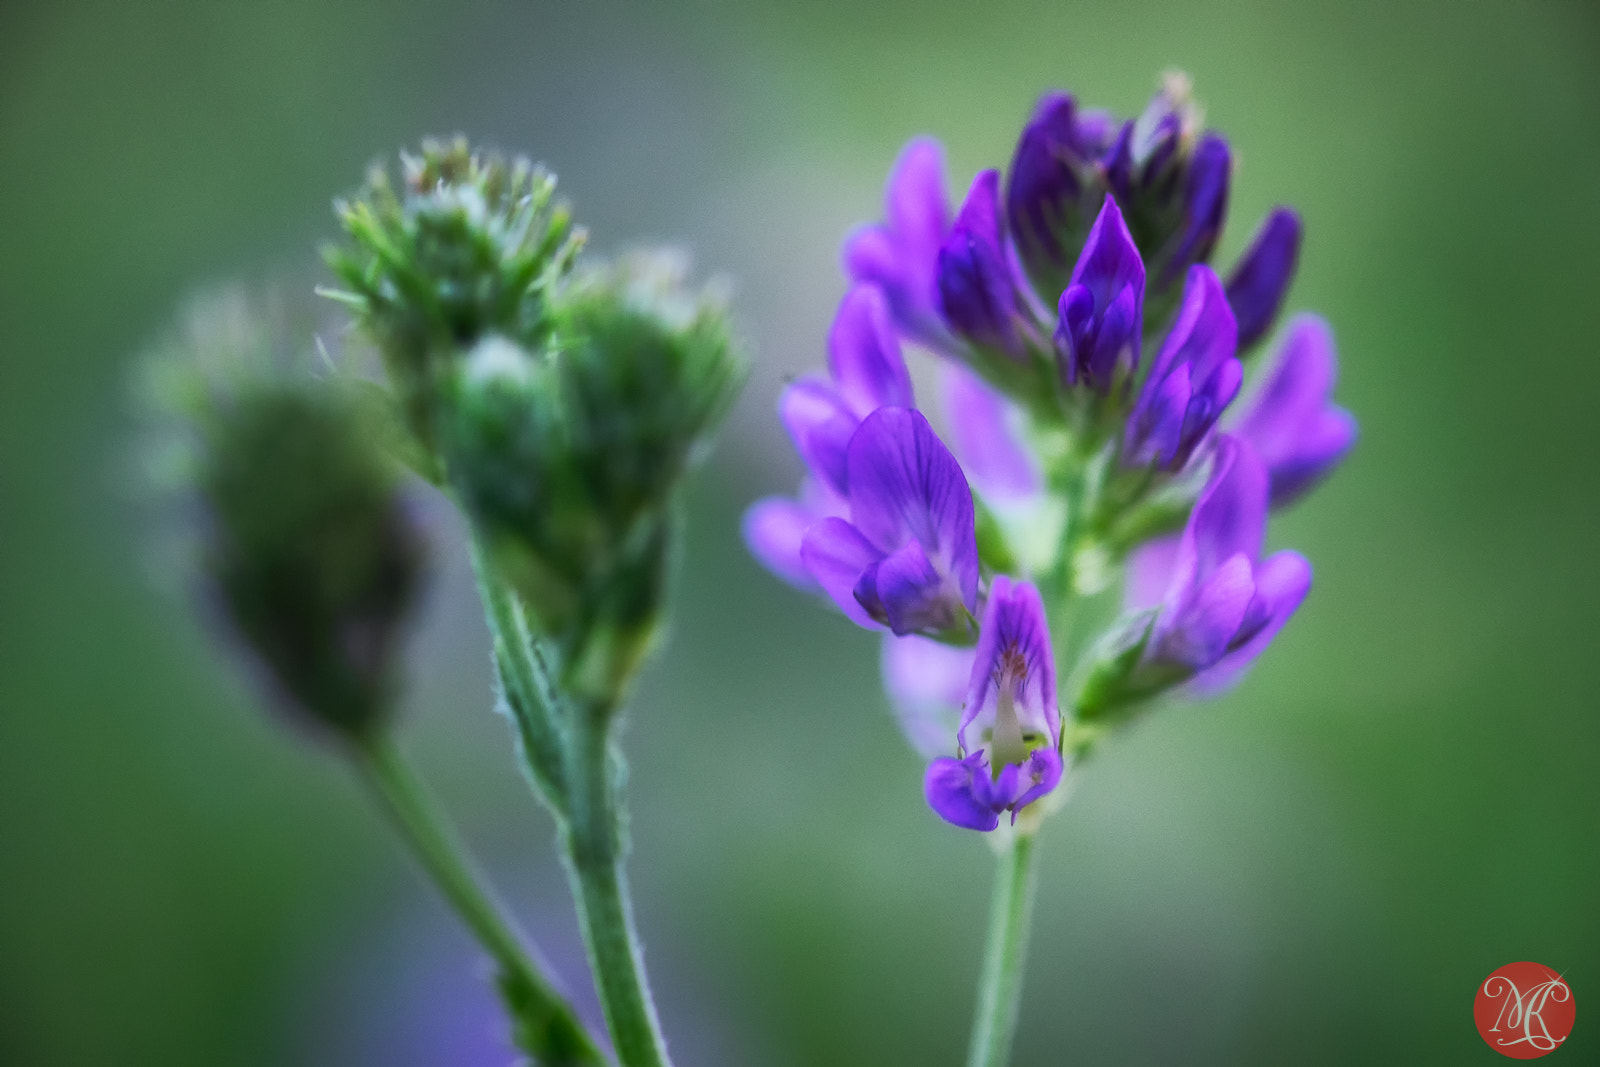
[
  {"left": 323, "top": 137, "right": 585, "bottom": 450},
  {"left": 441, "top": 254, "right": 745, "bottom": 685},
  {"left": 201, "top": 385, "right": 425, "bottom": 738},
  {"left": 143, "top": 289, "right": 426, "bottom": 740}
]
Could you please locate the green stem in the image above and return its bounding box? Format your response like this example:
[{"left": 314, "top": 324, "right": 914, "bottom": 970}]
[
  {"left": 468, "top": 536, "right": 568, "bottom": 807},
  {"left": 561, "top": 707, "right": 673, "bottom": 1067},
  {"left": 354, "top": 736, "right": 608, "bottom": 1066},
  {"left": 966, "top": 831, "right": 1040, "bottom": 1067}
]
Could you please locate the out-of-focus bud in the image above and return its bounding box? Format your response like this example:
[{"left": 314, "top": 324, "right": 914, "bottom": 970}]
[
  {"left": 1005, "top": 92, "right": 1117, "bottom": 299},
  {"left": 1104, "top": 74, "right": 1232, "bottom": 321},
  {"left": 200, "top": 385, "right": 425, "bottom": 739},
  {"left": 322, "top": 137, "right": 585, "bottom": 453},
  {"left": 1226, "top": 209, "right": 1302, "bottom": 352},
  {"left": 141, "top": 290, "right": 427, "bottom": 740},
  {"left": 441, "top": 254, "right": 745, "bottom": 691}
]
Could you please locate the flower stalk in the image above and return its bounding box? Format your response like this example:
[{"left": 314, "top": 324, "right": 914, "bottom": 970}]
[
  {"left": 967, "top": 830, "right": 1041, "bottom": 1067},
  {"left": 354, "top": 736, "right": 608, "bottom": 1066}
]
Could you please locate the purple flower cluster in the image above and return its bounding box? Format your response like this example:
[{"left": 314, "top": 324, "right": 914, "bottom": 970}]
[{"left": 746, "top": 77, "right": 1355, "bottom": 832}]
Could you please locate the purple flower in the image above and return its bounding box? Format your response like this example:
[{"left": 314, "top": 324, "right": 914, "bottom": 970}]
[
  {"left": 1230, "top": 315, "right": 1356, "bottom": 506},
  {"left": 882, "top": 634, "right": 975, "bottom": 759},
  {"left": 744, "top": 286, "right": 912, "bottom": 587},
  {"left": 940, "top": 364, "right": 1040, "bottom": 502},
  {"left": 924, "top": 577, "right": 1063, "bottom": 830},
  {"left": 1123, "top": 265, "right": 1242, "bottom": 471},
  {"left": 936, "top": 170, "right": 1023, "bottom": 355},
  {"left": 800, "top": 407, "right": 979, "bottom": 638},
  {"left": 1054, "top": 195, "right": 1145, "bottom": 391},
  {"left": 1226, "top": 209, "right": 1302, "bottom": 350},
  {"left": 1005, "top": 92, "right": 1117, "bottom": 289},
  {"left": 1155, "top": 133, "right": 1231, "bottom": 291},
  {"left": 1139, "top": 436, "right": 1312, "bottom": 689},
  {"left": 843, "top": 138, "right": 953, "bottom": 348}
]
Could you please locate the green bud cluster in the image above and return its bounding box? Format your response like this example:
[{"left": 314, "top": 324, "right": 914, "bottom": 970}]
[
  {"left": 324, "top": 140, "right": 746, "bottom": 701},
  {"left": 324, "top": 137, "right": 585, "bottom": 453}
]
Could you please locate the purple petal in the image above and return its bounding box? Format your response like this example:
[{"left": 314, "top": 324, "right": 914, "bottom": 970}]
[
  {"left": 844, "top": 408, "right": 979, "bottom": 613},
  {"left": 1191, "top": 550, "right": 1312, "bottom": 693},
  {"left": 940, "top": 364, "right": 1040, "bottom": 501},
  {"left": 1011, "top": 747, "right": 1064, "bottom": 819},
  {"left": 882, "top": 635, "right": 974, "bottom": 759},
  {"left": 1232, "top": 315, "right": 1356, "bottom": 506},
  {"left": 843, "top": 138, "right": 951, "bottom": 344},
  {"left": 1126, "top": 360, "right": 1192, "bottom": 468},
  {"left": 1179, "top": 435, "right": 1267, "bottom": 583},
  {"left": 1226, "top": 209, "right": 1302, "bottom": 349},
  {"left": 828, "top": 285, "right": 914, "bottom": 414},
  {"left": 936, "top": 170, "right": 1020, "bottom": 353},
  {"left": 1125, "top": 535, "right": 1181, "bottom": 612},
  {"left": 958, "top": 576, "right": 1058, "bottom": 750},
  {"left": 924, "top": 754, "right": 1002, "bottom": 831},
  {"left": 858, "top": 539, "right": 966, "bottom": 636},
  {"left": 885, "top": 137, "right": 951, "bottom": 264},
  {"left": 1069, "top": 195, "right": 1145, "bottom": 318},
  {"left": 1155, "top": 552, "right": 1256, "bottom": 668},
  {"left": 742, "top": 497, "right": 820, "bottom": 590},
  {"left": 799, "top": 517, "right": 882, "bottom": 630},
  {"left": 778, "top": 378, "right": 855, "bottom": 496}
]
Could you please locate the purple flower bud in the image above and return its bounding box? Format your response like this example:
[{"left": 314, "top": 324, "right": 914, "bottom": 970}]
[
  {"left": 940, "top": 364, "right": 1041, "bottom": 502},
  {"left": 1124, "top": 265, "right": 1242, "bottom": 470},
  {"left": 800, "top": 408, "right": 979, "bottom": 638},
  {"left": 1006, "top": 92, "right": 1106, "bottom": 287},
  {"left": 936, "top": 170, "right": 1023, "bottom": 355},
  {"left": 1156, "top": 133, "right": 1231, "bottom": 291},
  {"left": 1226, "top": 209, "right": 1302, "bottom": 350},
  {"left": 1104, "top": 75, "right": 1198, "bottom": 209},
  {"left": 843, "top": 138, "right": 953, "bottom": 348},
  {"left": 925, "top": 577, "right": 1062, "bottom": 830},
  {"left": 1144, "top": 436, "right": 1311, "bottom": 686},
  {"left": 1230, "top": 315, "right": 1356, "bottom": 505},
  {"left": 1054, "top": 195, "right": 1145, "bottom": 391}
]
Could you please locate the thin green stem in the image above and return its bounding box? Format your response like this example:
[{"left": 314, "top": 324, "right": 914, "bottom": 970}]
[
  {"left": 354, "top": 736, "right": 607, "bottom": 1067},
  {"left": 560, "top": 707, "right": 673, "bottom": 1067},
  {"left": 966, "top": 831, "right": 1041, "bottom": 1067}
]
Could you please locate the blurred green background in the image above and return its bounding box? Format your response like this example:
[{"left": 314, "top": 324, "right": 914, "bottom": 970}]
[{"left": 2, "top": 0, "right": 1597, "bottom": 1063}]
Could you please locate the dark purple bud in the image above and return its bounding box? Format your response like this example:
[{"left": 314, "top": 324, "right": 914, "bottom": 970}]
[
  {"left": 1157, "top": 133, "right": 1231, "bottom": 290},
  {"left": 1006, "top": 92, "right": 1103, "bottom": 287},
  {"left": 1125, "top": 265, "right": 1242, "bottom": 470},
  {"left": 1226, "top": 209, "right": 1303, "bottom": 350},
  {"left": 1054, "top": 195, "right": 1145, "bottom": 391},
  {"left": 936, "top": 170, "right": 1022, "bottom": 354}
]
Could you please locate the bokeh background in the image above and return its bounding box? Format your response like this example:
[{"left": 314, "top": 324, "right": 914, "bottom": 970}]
[{"left": 3, "top": 1, "right": 1598, "bottom": 1063}]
